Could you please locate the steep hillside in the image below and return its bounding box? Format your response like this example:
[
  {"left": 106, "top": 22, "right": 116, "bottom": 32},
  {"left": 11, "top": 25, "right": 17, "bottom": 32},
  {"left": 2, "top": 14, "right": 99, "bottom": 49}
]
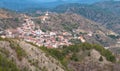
[
  {"left": 52, "top": 3, "right": 120, "bottom": 34},
  {"left": 0, "top": 37, "right": 64, "bottom": 71},
  {"left": 15, "top": 38, "right": 120, "bottom": 71},
  {"left": 0, "top": 9, "right": 24, "bottom": 30},
  {"left": 0, "top": 37, "right": 119, "bottom": 71},
  {"left": 0, "top": 53, "right": 20, "bottom": 71},
  {"left": 0, "top": 10, "right": 12, "bottom": 19},
  {"left": 0, "top": 18, "right": 24, "bottom": 30}
]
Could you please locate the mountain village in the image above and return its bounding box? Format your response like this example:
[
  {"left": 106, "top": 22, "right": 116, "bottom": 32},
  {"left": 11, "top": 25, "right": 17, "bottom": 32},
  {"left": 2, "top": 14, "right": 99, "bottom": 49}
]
[
  {"left": 0, "top": 12, "right": 120, "bottom": 48},
  {"left": 0, "top": 12, "right": 87, "bottom": 48}
]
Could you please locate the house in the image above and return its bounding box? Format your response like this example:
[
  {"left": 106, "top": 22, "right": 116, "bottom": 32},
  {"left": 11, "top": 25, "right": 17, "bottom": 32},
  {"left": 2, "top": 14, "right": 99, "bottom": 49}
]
[
  {"left": 50, "top": 32, "right": 56, "bottom": 36},
  {"left": 0, "top": 35, "right": 6, "bottom": 39},
  {"left": 78, "top": 36, "right": 86, "bottom": 43},
  {"left": 88, "top": 31, "right": 93, "bottom": 37}
]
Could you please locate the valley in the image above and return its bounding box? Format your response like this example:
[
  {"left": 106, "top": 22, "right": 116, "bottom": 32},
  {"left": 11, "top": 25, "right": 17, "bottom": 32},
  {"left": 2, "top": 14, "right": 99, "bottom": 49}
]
[{"left": 0, "top": 0, "right": 120, "bottom": 71}]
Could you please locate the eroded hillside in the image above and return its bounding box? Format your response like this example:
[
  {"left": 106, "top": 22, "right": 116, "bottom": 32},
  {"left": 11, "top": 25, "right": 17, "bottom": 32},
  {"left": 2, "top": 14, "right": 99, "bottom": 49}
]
[
  {"left": 0, "top": 38, "right": 64, "bottom": 71},
  {"left": 0, "top": 37, "right": 120, "bottom": 71}
]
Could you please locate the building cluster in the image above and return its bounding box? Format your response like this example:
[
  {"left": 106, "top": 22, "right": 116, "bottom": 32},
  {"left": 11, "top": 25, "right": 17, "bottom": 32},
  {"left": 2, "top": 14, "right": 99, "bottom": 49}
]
[
  {"left": 0, "top": 12, "right": 91, "bottom": 48},
  {"left": 2, "top": 18, "right": 73, "bottom": 48}
]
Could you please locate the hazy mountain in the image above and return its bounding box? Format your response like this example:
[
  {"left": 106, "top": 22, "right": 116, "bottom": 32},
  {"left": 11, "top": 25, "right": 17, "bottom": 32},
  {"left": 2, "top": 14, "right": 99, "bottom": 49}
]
[
  {"left": 52, "top": 2, "right": 120, "bottom": 34},
  {"left": 93, "top": 1, "right": 120, "bottom": 16},
  {"left": 0, "top": 0, "right": 117, "bottom": 11}
]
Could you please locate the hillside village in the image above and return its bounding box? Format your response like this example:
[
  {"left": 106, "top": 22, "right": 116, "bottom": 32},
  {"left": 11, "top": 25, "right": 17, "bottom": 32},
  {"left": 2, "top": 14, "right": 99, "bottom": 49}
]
[
  {"left": 0, "top": 11, "right": 119, "bottom": 49},
  {"left": 1, "top": 1, "right": 120, "bottom": 71},
  {"left": 0, "top": 12, "right": 86, "bottom": 48}
]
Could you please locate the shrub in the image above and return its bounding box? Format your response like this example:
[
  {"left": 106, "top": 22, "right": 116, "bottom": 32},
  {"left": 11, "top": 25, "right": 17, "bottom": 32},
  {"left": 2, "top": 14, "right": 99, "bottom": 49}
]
[
  {"left": 0, "top": 54, "right": 20, "bottom": 71},
  {"left": 99, "top": 56, "right": 103, "bottom": 61},
  {"left": 9, "top": 40, "right": 26, "bottom": 60}
]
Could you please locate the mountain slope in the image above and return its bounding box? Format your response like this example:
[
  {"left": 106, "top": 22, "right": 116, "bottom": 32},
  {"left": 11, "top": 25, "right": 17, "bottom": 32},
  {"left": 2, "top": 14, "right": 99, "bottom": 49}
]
[
  {"left": 0, "top": 37, "right": 119, "bottom": 71},
  {"left": 0, "top": 38, "right": 64, "bottom": 71},
  {"left": 93, "top": 1, "right": 120, "bottom": 16},
  {"left": 0, "top": 9, "right": 24, "bottom": 30},
  {"left": 0, "top": 9, "right": 20, "bottom": 19},
  {"left": 0, "top": 54, "right": 20, "bottom": 71},
  {"left": 52, "top": 3, "right": 120, "bottom": 34}
]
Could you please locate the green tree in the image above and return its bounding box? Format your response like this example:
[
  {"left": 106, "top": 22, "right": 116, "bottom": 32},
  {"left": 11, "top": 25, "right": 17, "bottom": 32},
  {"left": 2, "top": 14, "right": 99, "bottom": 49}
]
[{"left": 99, "top": 56, "right": 103, "bottom": 61}]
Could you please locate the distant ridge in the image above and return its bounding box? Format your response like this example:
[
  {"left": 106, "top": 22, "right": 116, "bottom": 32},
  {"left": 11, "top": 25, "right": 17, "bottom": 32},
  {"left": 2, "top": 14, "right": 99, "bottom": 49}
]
[{"left": 0, "top": 0, "right": 117, "bottom": 11}]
